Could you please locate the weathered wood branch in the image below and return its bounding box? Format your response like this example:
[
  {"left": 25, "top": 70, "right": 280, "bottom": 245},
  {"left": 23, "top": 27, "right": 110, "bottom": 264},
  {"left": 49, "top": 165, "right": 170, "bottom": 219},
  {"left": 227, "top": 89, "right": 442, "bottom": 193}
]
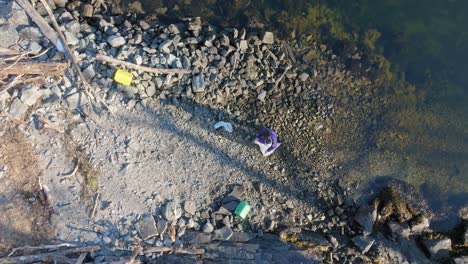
[
  {"left": 96, "top": 54, "right": 192, "bottom": 75},
  {"left": 0, "top": 62, "right": 67, "bottom": 76},
  {"left": 7, "top": 243, "right": 76, "bottom": 257},
  {"left": 0, "top": 245, "right": 100, "bottom": 264},
  {"left": 13, "top": 0, "right": 59, "bottom": 47}
]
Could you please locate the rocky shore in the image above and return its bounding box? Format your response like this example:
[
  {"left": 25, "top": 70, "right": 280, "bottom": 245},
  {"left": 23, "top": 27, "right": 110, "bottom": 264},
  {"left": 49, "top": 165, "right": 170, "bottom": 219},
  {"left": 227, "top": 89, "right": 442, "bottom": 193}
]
[{"left": 0, "top": 0, "right": 467, "bottom": 263}]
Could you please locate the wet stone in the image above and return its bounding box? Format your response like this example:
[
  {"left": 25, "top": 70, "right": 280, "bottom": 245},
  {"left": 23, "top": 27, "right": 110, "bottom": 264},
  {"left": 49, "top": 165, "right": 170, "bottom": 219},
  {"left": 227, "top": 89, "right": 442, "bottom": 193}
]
[
  {"left": 352, "top": 235, "right": 375, "bottom": 254},
  {"left": 464, "top": 224, "right": 468, "bottom": 245},
  {"left": 354, "top": 204, "right": 376, "bottom": 236},
  {"left": 453, "top": 256, "right": 468, "bottom": 264},
  {"left": 422, "top": 238, "right": 452, "bottom": 260},
  {"left": 409, "top": 215, "right": 430, "bottom": 233},
  {"left": 387, "top": 221, "right": 410, "bottom": 239}
]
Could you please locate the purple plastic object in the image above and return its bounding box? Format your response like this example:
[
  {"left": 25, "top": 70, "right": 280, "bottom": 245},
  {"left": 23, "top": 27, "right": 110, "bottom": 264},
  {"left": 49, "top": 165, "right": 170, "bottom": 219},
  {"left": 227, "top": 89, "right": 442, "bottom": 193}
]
[{"left": 254, "top": 128, "right": 281, "bottom": 156}]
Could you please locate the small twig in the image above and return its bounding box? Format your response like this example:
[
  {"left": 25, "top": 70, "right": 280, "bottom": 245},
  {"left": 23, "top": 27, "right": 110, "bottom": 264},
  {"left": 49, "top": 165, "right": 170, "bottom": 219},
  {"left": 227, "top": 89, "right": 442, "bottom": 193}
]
[
  {"left": 18, "top": 0, "right": 113, "bottom": 115},
  {"left": 40, "top": 0, "right": 114, "bottom": 115},
  {"left": 2, "top": 48, "right": 51, "bottom": 63},
  {"left": 38, "top": 117, "right": 65, "bottom": 133},
  {"left": 1, "top": 245, "right": 100, "bottom": 264},
  {"left": 8, "top": 243, "right": 76, "bottom": 257},
  {"left": 1, "top": 54, "right": 27, "bottom": 71},
  {"left": 14, "top": 0, "right": 59, "bottom": 47},
  {"left": 0, "top": 75, "right": 23, "bottom": 95},
  {"left": 90, "top": 192, "right": 100, "bottom": 219},
  {"left": 274, "top": 65, "right": 291, "bottom": 88},
  {"left": 75, "top": 252, "right": 86, "bottom": 264},
  {"left": 0, "top": 62, "right": 67, "bottom": 76},
  {"left": 37, "top": 177, "right": 52, "bottom": 206},
  {"left": 167, "top": 223, "right": 176, "bottom": 242},
  {"left": 142, "top": 246, "right": 204, "bottom": 255},
  {"left": 37, "top": 0, "right": 92, "bottom": 91},
  {"left": 96, "top": 54, "right": 192, "bottom": 75},
  {"left": 128, "top": 245, "right": 142, "bottom": 264},
  {"left": 60, "top": 161, "right": 79, "bottom": 178},
  {"left": 92, "top": 0, "right": 104, "bottom": 10},
  {"left": 0, "top": 47, "right": 21, "bottom": 56}
]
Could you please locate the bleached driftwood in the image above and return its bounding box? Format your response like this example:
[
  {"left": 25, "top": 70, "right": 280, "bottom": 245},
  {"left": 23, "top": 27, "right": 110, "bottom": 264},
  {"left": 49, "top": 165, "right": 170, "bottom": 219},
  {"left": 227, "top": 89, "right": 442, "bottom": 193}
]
[{"left": 96, "top": 54, "right": 192, "bottom": 75}]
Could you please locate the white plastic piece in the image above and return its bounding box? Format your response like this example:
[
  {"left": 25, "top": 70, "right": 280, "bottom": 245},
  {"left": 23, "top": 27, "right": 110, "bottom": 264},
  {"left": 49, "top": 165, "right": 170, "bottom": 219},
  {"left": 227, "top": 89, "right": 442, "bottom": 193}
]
[
  {"left": 254, "top": 139, "right": 272, "bottom": 156},
  {"left": 254, "top": 139, "right": 282, "bottom": 157},
  {"left": 56, "top": 39, "right": 65, "bottom": 53},
  {"left": 213, "top": 121, "right": 233, "bottom": 133}
]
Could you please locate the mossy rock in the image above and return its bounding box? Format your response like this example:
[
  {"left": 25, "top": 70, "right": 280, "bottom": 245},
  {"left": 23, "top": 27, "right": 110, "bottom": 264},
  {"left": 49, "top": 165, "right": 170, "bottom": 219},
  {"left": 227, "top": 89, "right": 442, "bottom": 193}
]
[{"left": 372, "top": 179, "right": 431, "bottom": 223}]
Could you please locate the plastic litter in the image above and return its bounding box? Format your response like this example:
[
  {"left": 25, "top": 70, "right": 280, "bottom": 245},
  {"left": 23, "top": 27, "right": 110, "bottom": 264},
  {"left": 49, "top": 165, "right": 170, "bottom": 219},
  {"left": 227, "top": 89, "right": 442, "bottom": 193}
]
[
  {"left": 113, "top": 68, "right": 133, "bottom": 86},
  {"left": 213, "top": 121, "right": 233, "bottom": 133},
  {"left": 55, "top": 39, "right": 65, "bottom": 53},
  {"left": 254, "top": 128, "right": 281, "bottom": 156},
  {"left": 234, "top": 201, "right": 251, "bottom": 219}
]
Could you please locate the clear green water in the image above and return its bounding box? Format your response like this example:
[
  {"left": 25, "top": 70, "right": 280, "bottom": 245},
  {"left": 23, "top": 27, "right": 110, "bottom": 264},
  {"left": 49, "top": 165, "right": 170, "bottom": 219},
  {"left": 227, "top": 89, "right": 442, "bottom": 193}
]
[{"left": 129, "top": 0, "right": 468, "bottom": 228}]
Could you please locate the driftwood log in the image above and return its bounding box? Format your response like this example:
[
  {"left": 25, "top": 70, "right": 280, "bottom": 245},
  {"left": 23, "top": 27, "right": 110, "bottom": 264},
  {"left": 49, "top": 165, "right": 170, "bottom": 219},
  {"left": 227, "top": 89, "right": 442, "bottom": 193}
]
[
  {"left": 0, "top": 62, "right": 67, "bottom": 77},
  {"left": 0, "top": 245, "right": 100, "bottom": 264}
]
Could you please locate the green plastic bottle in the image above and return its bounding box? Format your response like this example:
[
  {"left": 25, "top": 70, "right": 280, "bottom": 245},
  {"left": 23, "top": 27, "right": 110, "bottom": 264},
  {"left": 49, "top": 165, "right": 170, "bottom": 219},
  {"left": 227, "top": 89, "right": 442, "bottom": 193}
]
[{"left": 235, "top": 201, "right": 251, "bottom": 219}]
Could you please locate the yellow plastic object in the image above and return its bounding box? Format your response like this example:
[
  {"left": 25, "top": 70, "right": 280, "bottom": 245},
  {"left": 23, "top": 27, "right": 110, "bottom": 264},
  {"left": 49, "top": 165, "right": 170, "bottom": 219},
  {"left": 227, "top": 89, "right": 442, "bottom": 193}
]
[{"left": 113, "top": 69, "right": 133, "bottom": 86}]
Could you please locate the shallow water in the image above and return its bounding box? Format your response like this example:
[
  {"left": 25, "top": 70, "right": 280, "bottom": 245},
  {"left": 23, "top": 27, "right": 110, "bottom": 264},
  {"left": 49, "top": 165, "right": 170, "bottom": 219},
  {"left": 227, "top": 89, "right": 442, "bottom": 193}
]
[{"left": 126, "top": 0, "right": 468, "bottom": 229}]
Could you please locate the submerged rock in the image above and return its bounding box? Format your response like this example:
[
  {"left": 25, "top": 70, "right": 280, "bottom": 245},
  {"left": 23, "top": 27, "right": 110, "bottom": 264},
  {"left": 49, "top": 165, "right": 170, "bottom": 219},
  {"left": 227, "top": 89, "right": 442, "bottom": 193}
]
[
  {"left": 372, "top": 179, "right": 430, "bottom": 223},
  {"left": 409, "top": 215, "right": 430, "bottom": 233},
  {"left": 354, "top": 204, "right": 376, "bottom": 236},
  {"left": 422, "top": 238, "right": 452, "bottom": 260},
  {"left": 352, "top": 235, "right": 375, "bottom": 254}
]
